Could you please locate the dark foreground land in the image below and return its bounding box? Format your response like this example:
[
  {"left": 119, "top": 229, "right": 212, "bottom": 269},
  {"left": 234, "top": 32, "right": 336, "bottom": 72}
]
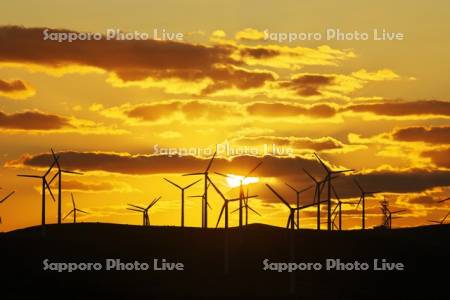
[{"left": 1, "top": 223, "right": 449, "bottom": 299}]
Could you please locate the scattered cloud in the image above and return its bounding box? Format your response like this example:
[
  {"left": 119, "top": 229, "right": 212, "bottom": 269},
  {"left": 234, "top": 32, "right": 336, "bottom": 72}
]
[{"left": 0, "top": 79, "right": 35, "bottom": 99}]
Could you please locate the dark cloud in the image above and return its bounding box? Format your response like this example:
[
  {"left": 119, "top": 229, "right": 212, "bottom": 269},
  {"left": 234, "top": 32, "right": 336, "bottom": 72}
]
[
  {"left": 62, "top": 180, "right": 116, "bottom": 192},
  {"left": 280, "top": 75, "right": 335, "bottom": 96},
  {"left": 125, "top": 100, "right": 243, "bottom": 122},
  {"left": 344, "top": 100, "right": 450, "bottom": 117},
  {"left": 246, "top": 102, "right": 337, "bottom": 118},
  {"left": 239, "top": 48, "right": 280, "bottom": 59},
  {"left": 392, "top": 126, "right": 450, "bottom": 144},
  {"left": 422, "top": 148, "right": 450, "bottom": 168},
  {"left": 0, "top": 26, "right": 274, "bottom": 94},
  {"left": 0, "top": 79, "right": 27, "bottom": 92},
  {"left": 231, "top": 136, "right": 344, "bottom": 151},
  {"left": 0, "top": 110, "right": 70, "bottom": 130}
]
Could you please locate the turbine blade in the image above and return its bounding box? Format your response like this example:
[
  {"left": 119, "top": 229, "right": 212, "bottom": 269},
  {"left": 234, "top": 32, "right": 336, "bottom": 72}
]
[
  {"left": 63, "top": 210, "right": 74, "bottom": 220},
  {"left": 230, "top": 207, "right": 240, "bottom": 214},
  {"left": 127, "top": 208, "right": 143, "bottom": 212},
  {"left": 441, "top": 212, "right": 450, "bottom": 223},
  {"left": 71, "top": 193, "right": 76, "bottom": 209},
  {"left": 61, "top": 170, "right": 83, "bottom": 175},
  {"left": 128, "top": 204, "right": 145, "bottom": 210},
  {"left": 285, "top": 182, "right": 298, "bottom": 193},
  {"left": 163, "top": 178, "right": 182, "bottom": 189},
  {"left": 76, "top": 209, "right": 89, "bottom": 214},
  {"left": 51, "top": 148, "right": 61, "bottom": 168},
  {"left": 184, "top": 178, "right": 202, "bottom": 189},
  {"left": 353, "top": 179, "right": 363, "bottom": 193},
  {"left": 0, "top": 191, "right": 15, "bottom": 203},
  {"left": 205, "top": 151, "right": 217, "bottom": 172},
  {"left": 45, "top": 180, "right": 56, "bottom": 202},
  {"left": 243, "top": 161, "right": 263, "bottom": 180},
  {"left": 216, "top": 205, "right": 225, "bottom": 228},
  {"left": 17, "top": 175, "right": 42, "bottom": 179},
  {"left": 314, "top": 153, "right": 330, "bottom": 173},
  {"left": 207, "top": 178, "right": 227, "bottom": 202},
  {"left": 302, "top": 168, "right": 318, "bottom": 183},
  {"left": 183, "top": 172, "right": 204, "bottom": 176},
  {"left": 332, "top": 169, "right": 354, "bottom": 174},
  {"left": 266, "top": 184, "right": 291, "bottom": 209},
  {"left": 299, "top": 185, "right": 313, "bottom": 194},
  {"left": 247, "top": 205, "right": 261, "bottom": 216},
  {"left": 438, "top": 197, "right": 450, "bottom": 203},
  {"left": 214, "top": 172, "right": 228, "bottom": 177},
  {"left": 149, "top": 196, "right": 161, "bottom": 209}
]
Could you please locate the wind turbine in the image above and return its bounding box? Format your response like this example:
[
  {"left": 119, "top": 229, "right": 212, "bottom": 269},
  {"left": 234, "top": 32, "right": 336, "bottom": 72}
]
[
  {"left": 18, "top": 159, "right": 58, "bottom": 226},
  {"left": 266, "top": 184, "right": 300, "bottom": 230},
  {"left": 208, "top": 179, "right": 257, "bottom": 228},
  {"left": 428, "top": 212, "right": 450, "bottom": 225},
  {"left": 215, "top": 161, "right": 262, "bottom": 228},
  {"left": 330, "top": 185, "right": 357, "bottom": 231},
  {"left": 354, "top": 179, "right": 380, "bottom": 230},
  {"left": 63, "top": 193, "right": 88, "bottom": 223},
  {"left": 380, "top": 199, "right": 406, "bottom": 229},
  {"left": 285, "top": 182, "right": 312, "bottom": 229},
  {"left": 164, "top": 178, "right": 201, "bottom": 228},
  {"left": 183, "top": 151, "right": 216, "bottom": 228},
  {"left": 230, "top": 188, "right": 260, "bottom": 226},
  {"left": 0, "top": 190, "right": 15, "bottom": 224},
  {"left": 314, "top": 153, "right": 353, "bottom": 231},
  {"left": 127, "top": 197, "right": 161, "bottom": 226},
  {"left": 303, "top": 168, "right": 337, "bottom": 230},
  {"left": 48, "top": 149, "right": 83, "bottom": 224}
]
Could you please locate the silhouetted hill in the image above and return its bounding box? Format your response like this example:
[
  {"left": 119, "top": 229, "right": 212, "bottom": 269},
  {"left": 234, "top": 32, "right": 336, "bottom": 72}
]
[{"left": 1, "top": 223, "right": 448, "bottom": 299}]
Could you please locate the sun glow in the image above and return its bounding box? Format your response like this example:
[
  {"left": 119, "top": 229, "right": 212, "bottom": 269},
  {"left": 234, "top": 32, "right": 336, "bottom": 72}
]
[{"left": 226, "top": 174, "right": 259, "bottom": 188}]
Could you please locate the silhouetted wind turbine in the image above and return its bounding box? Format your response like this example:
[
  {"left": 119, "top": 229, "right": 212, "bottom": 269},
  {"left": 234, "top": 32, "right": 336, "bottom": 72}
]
[
  {"left": 208, "top": 180, "right": 257, "bottom": 228},
  {"left": 285, "top": 182, "right": 312, "bottom": 229},
  {"left": 314, "top": 153, "right": 353, "bottom": 231},
  {"left": 266, "top": 184, "right": 300, "bottom": 230},
  {"left": 63, "top": 193, "right": 88, "bottom": 223},
  {"left": 354, "top": 179, "right": 380, "bottom": 230},
  {"left": 18, "top": 159, "right": 58, "bottom": 226},
  {"left": 428, "top": 212, "right": 450, "bottom": 225},
  {"left": 303, "top": 168, "right": 337, "bottom": 230},
  {"left": 230, "top": 188, "right": 260, "bottom": 226},
  {"left": 183, "top": 151, "right": 216, "bottom": 228},
  {"left": 164, "top": 178, "right": 201, "bottom": 228},
  {"left": 215, "top": 161, "right": 262, "bottom": 228},
  {"left": 127, "top": 196, "right": 161, "bottom": 226},
  {"left": 48, "top": 149, "right": 83, "bottom": 224},
  {"left": 330, "top": 185, "right": 357, "bottom": 231}
]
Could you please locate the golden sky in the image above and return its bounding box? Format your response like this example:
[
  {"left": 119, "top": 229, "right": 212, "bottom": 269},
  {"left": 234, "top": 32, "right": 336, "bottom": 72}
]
[{"left": 0, "top": 1, "right": 449, "bottom": 231}]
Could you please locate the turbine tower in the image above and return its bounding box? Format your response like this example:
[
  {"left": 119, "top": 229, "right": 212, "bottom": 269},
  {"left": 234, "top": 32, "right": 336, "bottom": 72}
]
[
  {"left": 49, "top": 149, "right": 83, "bottom": 225},
  {"left": 18, "top": 158, "right": 58, "bottom": 226},
  {"left": 285, "top": 182, "right": 312, "bottom": 229},
  {"left": 215, "top": 161, "right": 262, "bottom": 228},
  {"left": 127, "top": 197, "right": 161, "bottom": 226},
  {"left": 314, "top": 153, "right": 353, "bottom": 231},
  {"left": 63, "top": 193, "right": 89, "bottom": 223},
  {"left": 183, "top": 151, "right": 216, "bottom": 228},
  {"left": 354, "top": 178, "right": 380, "bottom": 230}
]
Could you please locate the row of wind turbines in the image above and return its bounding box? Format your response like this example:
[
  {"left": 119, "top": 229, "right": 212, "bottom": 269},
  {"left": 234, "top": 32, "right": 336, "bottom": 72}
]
[{"left": 5, "top": 148, "right": 450, "bottom": 229}]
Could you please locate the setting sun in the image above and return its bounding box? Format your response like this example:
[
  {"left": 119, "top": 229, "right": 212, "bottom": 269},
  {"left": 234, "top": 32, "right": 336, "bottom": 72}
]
[{"left": 226, "top": 175, "right": 259, "bottom": 188}]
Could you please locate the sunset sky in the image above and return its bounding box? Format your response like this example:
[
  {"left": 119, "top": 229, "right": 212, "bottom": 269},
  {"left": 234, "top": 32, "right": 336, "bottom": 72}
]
[{"left": 0, "top": 1, "right": 449, "bottom": 231}]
